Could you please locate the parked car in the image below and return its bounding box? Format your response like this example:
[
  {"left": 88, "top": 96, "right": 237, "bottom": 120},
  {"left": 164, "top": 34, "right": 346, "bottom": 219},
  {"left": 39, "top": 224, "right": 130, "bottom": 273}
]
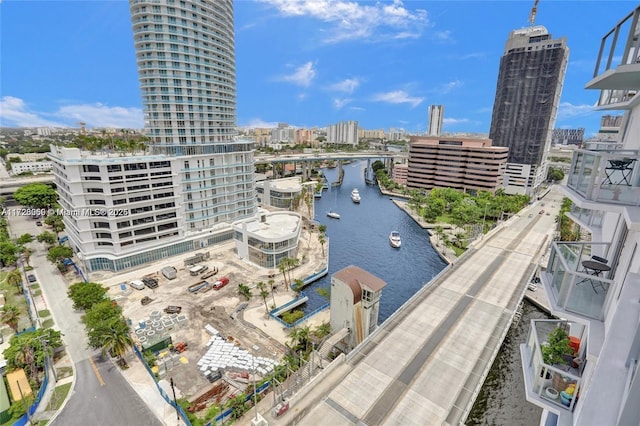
[
  {"left": 35, "top": 221, "right": 43, "bottom": 226},
  {"left": 141, "top": 296, "right": 154, "bottom": 305},
  {"left": 27, "top": 274, "right": 37, "bottom": 283},
  {"left": 164, "top": 305, "right": 182, "bottom": 314},
  {"left": 130, "top": 280, "right": 145, "bottom": 290}
]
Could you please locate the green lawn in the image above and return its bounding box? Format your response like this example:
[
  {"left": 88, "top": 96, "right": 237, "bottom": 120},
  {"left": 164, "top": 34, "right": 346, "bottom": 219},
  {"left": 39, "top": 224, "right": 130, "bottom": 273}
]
[
  {"left": 46, "top": 382, "right": 72, "bottom": 411},
  {"left": 38, "top": 309, "right": 50, "bottom": 318},
  {"left": 0, "top": 271, "right": 34, "bottom": 332}
]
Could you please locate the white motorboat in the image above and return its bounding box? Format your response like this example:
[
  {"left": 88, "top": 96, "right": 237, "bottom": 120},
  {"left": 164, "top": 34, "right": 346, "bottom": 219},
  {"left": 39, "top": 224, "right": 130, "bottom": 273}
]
[
  {"left": 327, "top": 211, "right": 341, "bottom": 219},
  {"left": 351, "top": 188, "right": 361, "bottom": 203},
  {"left": 389, "top": 231, "right": 401, "bottom": 248}
]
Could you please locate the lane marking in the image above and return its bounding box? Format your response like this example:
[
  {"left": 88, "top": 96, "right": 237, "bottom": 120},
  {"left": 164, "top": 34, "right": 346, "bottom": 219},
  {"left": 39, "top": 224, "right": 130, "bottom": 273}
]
[{"left": 89, "top": 356, "right": 105, "bottom": 386}]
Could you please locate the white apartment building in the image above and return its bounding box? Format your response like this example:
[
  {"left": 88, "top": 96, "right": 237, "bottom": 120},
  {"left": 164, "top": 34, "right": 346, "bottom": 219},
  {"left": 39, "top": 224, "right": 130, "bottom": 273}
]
[
  {"left": 427, "top": 105, "right": 444, "bottom": 137},
  {"left": 519, "top": 6, "right": 640, "bottom": 425},
  {"left": 387, "top": 127, "right": 407, "bottom": 141},
  {"left": 10, "top": 161, "right": 53, "bottom": 175},
  {"left": 270, "top": 124, "right": 296, "bottom": 145},
  {"left": 327, "top": 120, "right": 358, "bottom": 145},
  {"left": 49, "top": 0, "right": 257, "bottom": 272}
]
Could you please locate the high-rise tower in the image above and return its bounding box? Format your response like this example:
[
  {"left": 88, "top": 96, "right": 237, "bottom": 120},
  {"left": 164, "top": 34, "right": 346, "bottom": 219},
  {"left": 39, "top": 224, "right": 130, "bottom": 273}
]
[
  {"left": 48, "top": 0, "right": 256, "bottom": 273},
  {"left": 130, "top": 0, "right": 237, "bottom": 154},
  {"left": 489, "top": 25, "right": 568, "bottom": 195},
  {"left": 427, "top": 105, "right": 444, "bottom": 136}
]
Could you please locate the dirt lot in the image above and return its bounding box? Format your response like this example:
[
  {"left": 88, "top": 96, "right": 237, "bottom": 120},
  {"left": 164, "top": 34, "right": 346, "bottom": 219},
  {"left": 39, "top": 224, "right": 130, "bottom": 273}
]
[{"left": 99, "top": 227, "right": 326, "bottom": 399}]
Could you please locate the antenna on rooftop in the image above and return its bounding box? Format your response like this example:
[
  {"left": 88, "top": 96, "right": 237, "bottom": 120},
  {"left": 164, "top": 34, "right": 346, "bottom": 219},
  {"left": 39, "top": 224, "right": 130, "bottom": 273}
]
[{"left": 528, "top": 0, "right": 539, "bottom": 26}]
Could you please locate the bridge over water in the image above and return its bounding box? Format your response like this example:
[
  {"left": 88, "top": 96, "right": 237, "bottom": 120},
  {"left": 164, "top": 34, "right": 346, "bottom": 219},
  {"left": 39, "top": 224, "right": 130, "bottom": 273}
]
[{"left": 245, "top": 187, "right": 560, "bottom": 426}]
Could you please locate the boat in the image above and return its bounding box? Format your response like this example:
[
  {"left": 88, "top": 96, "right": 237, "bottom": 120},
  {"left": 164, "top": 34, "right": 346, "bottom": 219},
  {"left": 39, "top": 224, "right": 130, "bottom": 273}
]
[
  {"left": 351, "top": 188, "right": 361, "bottom": 203},
  {"left": 314, "top": 190, "right": 322, "bottom": 199},
  {"left": 389, "top": 231, "right": 401, "bottom": 248},
  {"left": 327, "top": 211, "right": 341, "bottom": 219}
]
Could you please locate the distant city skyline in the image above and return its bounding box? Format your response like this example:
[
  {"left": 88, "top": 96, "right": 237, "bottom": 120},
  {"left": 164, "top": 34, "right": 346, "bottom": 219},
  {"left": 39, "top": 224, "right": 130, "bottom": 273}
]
[{"left": 0, "top": 1, "right": 633, "bottom": 135}]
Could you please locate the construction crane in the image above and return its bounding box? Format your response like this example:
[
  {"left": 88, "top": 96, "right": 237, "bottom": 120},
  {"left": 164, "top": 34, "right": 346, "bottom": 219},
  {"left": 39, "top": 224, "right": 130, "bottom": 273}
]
[{"left": 529, "top": 0, "right": 539, "bottom": 26}]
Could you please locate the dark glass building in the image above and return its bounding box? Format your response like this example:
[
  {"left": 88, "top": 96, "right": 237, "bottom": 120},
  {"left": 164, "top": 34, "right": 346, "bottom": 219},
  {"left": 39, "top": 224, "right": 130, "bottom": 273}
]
[{"left": 489, "top": 26, "right": 569, "bottom": 195}]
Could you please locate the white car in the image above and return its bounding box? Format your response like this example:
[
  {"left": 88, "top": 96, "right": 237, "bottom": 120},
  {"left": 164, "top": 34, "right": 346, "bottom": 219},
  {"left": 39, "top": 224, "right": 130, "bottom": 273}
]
[{"left": 129, "top": 280, "right": 145, "bottom": 290}]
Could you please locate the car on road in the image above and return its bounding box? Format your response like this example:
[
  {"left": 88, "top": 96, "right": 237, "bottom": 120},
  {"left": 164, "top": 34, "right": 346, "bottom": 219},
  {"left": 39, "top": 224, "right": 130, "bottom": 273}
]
[
  {"left": 28, "top": 274, "right": 37, "bottom": 283},
  {"left": 36, "top": 221, "right": 43, "bottom": 226},
  {"left": 539, "top": 210, "right": 545, "bottom": 215}
]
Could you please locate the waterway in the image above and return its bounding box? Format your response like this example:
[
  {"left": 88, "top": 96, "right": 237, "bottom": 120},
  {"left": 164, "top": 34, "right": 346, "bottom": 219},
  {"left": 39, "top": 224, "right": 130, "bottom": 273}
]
[
  {"left": 303, "top": 160, "right": 448, "bottom": 322},
  {"left": 466, "top": 300, "right": 552, "bottom": 425}
]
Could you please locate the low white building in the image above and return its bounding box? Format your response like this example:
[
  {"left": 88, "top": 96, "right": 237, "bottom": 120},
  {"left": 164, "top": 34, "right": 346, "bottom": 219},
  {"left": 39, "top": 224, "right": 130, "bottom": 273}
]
[
  {"left": 255, "top": 177, "right": 303, "bottom": 209},
  {"left": 10, "top": 161, "right": 53, "bottom": 175},
  {"left": 232, "top": 210, "right": 302, "bottom": 269}
]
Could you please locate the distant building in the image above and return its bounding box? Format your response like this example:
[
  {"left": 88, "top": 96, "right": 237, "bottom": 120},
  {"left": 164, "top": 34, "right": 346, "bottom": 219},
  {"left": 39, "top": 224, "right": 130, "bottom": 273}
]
[
  {"left": 387, "top": 127, "right": 407, "bottom": 141},
  {"left": 327, "top": 121, "right": 358, "bottom": 145},
  {"left": 255, "top": 177, "right": 302, "bottom": 209},
  {"left": 391, "top": 163, "right": 408, "bottom": 185},
  {"left": 489, "top": 25, "right": 569, "bottom": 196},
  {"left": 358, "top": 129, "right": 385, "bottom": 140},
  {"left": 330, "top": 265, "right": 387, "bottom": 353},
  {"left": 37, "top": 127, "right": 52, "bottom": 137},
  {"left": 10, "top": 161, "right": 53, "bottom": 175},
  {"left": 427, "top": 105, "right": 444, "bottom": 136},
  {"left": 271, "top": 123, "right": 296, "bottom": 145},
  {"left": 552, "top": 128, "right": 584, "bottom": 146},
  {"left": 407, "top": 136, "right": 508, "bottom": 193}
]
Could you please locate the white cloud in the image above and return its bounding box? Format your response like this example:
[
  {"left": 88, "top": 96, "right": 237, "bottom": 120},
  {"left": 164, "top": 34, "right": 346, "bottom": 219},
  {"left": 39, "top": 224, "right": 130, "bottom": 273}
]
[
  {"left": 329, "top": 78, "right": 361, "bottom": 94},
  {"left": 443, "top": 117, "right": 470, "bottom": 125},
  {"left": 333, "top": 98, "right": 352, "bottom": 109},
  {"left": 433, "top": 30, "right": 452, "bottom": 41},
  {"left": 55, "top": 103, "right": 144, "bottom": 129},
  {"left": 0, "top": 96, "right": 67, "bottom": 127},
  {"left": 459, "top": 52, "right": 486, "bottom": 60},
  {"left": 350, "top": 106, "right": 365, "bottom": 111},
  {"left": 0, "top": 96, "right": 144, "bottom": 129},
  {"left": 260, "top": 0, "right": 429, "bottom": 43},
  {"left": 557, "top": 102, "right": 597, "bottom": 119},
  {"left": 371, "top": 90, "right": 424, "bottom": 108},
  {"left": 438, "top": 79, "right": 463, "bottom": 94},
  {"left": 279, "top": 62, "right": 316, "bottom": 87},
  {"left": 242, "top": 118, "right": 278, "bottom": 128}
]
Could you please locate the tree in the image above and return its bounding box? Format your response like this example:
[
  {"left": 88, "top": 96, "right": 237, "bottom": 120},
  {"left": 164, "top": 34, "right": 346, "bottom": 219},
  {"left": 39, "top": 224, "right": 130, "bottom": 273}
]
[
  {"left": 1, "top": 305, "right": 21, "bottom": 333},
  {"left": 83, "top": 301, "right": 122, "bottom": 348},
  {"left": 67, "top": 282, "right": 107, "bottom": 311},
  {"left": 292, "top": 278, "right": 304, "bottom": 294},
  {"left": 268, "top": 278, "right": 276, "bottom": 306},
  {"left": 14, "top": 183, "right": 58, "bottom": 209},
  {"left": 313, "top": 322, "right": 331, "bottom": 339},
  {"left": 238, "top": 283, "right": 252, "bottom": 301},
  {"left": 22, "top": 248, "right": 32, "bottom": 267},
  {"left": 16, "top": 234, "right": 34, "bottom": 245},
  {"left": 6, "top": 270, "right": 22, "bottom": 292},
  {"left": 257, "top": 282, "right": 270, "bottom": 314},
  {"left": 37, "top": 231, "right": 57, "bottom": 247},
  {"left": 98, "top": 317, "right": 133, "bottom": 362},
  {"left": 0, "top": 241, "right": 18, "bottom": 266},
  {"left": 318, "top": 233, "right": 326, "bottom": 257},
  {"left": 547, "top": 167, "right": 565, "bottom": 182},
  {"left": 45, "top": 214, "right": 65, "bottom": 236},
  {"left": 47, "top": 245, "right": 73, "bottom": 264},
  {"left": 278, "top": 259, "right": 290, "bottom": 291}
]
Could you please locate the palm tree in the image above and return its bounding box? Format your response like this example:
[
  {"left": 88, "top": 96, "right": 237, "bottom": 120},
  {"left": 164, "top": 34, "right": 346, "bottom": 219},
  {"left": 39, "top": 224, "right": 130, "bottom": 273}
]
[
  {"left": 238, "top": 283, "right": 252, "bottom": 300},
  {"left": 292, "top": 279, "right": 304, "bottom": 294},
  {"left": 1, "top": 304, "right": 21, "bottom": 333},
  {"left": 16, "top": 343, "right": 39, "bottom": 386},
  {"left": 257, "top": 282, "right": 270, "bottom": 313},
  {"left": 278, "top": 259, "right": 290, "bottom": 291},
  {"left": 268, "top": 279, "right": 276, "bottom": 306},
  {"left": 23, "top": 248, "right": 32, "bottom": 267},
  {"left": 7, "top": 269, "right": 23, "bottom": 293},
  {"left": 297, "top": 326, "right": 311, "bottom": 352},
  {"left": 318, "top": 233, "right": 326, "bottom": 257},
  {"left": 314, "top": 322, "right": 331, "bottom": 339},
  {"left": 100, "top": 318, "right": 133, "bottom": 363},
  {"left": 287, "top": 258, "right": 300, "bottom": 285}
]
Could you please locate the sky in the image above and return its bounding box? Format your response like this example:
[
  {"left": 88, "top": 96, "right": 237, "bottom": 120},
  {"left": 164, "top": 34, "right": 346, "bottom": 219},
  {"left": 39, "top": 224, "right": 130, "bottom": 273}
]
[{"left": 0, "top": 0, "right": 636, "bottom": 136}]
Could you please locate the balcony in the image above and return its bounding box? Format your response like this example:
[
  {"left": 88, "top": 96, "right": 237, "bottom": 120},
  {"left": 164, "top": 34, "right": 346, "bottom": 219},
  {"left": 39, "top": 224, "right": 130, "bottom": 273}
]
[
  {"left": 543, "top": 242, "right": 613, "bottom": 321},
  {"left": 521, "top": 320, "right": 587, "bottom": 416},
  {"left": 566, "top": 149, "right": 640, "bottom": 207},
  {"left": 566, "top": 206, "right": 604, "bottom": 233}
]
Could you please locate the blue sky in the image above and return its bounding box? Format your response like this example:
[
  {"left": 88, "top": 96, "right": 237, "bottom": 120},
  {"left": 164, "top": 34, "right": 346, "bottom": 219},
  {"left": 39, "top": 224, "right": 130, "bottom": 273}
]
[{"left": 0, "top": 1, "right": 636, "bottom": 136}]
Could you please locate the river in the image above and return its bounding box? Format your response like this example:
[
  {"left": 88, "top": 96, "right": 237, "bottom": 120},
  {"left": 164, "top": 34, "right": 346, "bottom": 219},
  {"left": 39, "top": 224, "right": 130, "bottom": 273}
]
[
  {"left": 305, "top": 160, "right": 448, "bottom": 322},
  {"left": 302, "top": 160, "right": 545, "bottom": 424}
]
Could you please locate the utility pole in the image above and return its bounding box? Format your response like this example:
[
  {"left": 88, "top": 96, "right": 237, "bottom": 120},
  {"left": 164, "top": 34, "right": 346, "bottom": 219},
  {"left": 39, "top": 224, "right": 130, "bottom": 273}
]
[{"left": 169, "top": 377, "right": 180, "bottom": 423}]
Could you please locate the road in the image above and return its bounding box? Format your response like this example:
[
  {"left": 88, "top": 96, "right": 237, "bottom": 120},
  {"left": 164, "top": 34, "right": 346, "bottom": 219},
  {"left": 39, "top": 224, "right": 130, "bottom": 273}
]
[{"left": 8, "top": 213, "right": 162, "bottom": 426}]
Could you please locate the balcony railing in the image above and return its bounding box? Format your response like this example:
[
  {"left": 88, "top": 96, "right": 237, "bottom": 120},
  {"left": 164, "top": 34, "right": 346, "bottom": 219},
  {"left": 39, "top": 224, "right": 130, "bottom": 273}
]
[
  {"left": 567, "top": 206, "right": 604, "bottom": 231},
  {"left": 566, "top": 149, "right": 640, "bottom": 207},
  {"left": 521, "top": 320, "right": 587, "bottom": 414},
  {"left": 592, "top": 6, "right": 640, "bottom": 79},
  {"left": 544, "top": 242, "right": 613, "bottom": 320}
]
